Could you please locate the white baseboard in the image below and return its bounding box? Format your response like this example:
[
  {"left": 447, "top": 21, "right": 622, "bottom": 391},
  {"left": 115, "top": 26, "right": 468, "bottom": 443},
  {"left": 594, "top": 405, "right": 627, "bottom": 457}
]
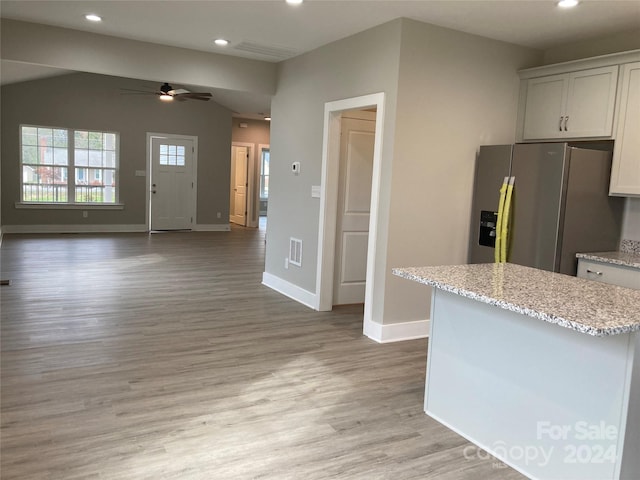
[
  {"left": 364, "top": 318, "right": 430, "bottom": 343},
  {"left": 194, "top": 224, "right": 231, "bottom": 232},
  {"left": 3, "top": 224, "right": 148, "bottom": 234},
  {"left": 262, "top": 272, "right": 317, "bottom": 310}
]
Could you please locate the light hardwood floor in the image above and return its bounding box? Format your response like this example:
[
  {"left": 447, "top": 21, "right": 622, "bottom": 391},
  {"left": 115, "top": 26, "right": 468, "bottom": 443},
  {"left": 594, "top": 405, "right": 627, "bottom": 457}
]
[{"left": 0, "top": 226, "right": 523, "bottom": 479}]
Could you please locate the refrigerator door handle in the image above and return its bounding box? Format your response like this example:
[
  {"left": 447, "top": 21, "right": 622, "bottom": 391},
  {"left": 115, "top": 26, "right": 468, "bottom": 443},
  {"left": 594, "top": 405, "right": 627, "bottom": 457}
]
[
  {"left": 500, "top": 176, "right": 516, "bottom": 263},
  {"left": 494, "top": 178, "right": 509, "bottom": 263}
]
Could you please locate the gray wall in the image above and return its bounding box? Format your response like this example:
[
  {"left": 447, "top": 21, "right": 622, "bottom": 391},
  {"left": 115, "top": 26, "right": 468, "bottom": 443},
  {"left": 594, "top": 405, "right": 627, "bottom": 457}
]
[
  {"left": 232, "top": 118, "right": 271, "bottom": 146},
  {"left": 383, "top": 19, "right": 541, "bottom": 323},
  {"left": 1, "top": 72, "right": 232, "bottom": 227},
  {"left": 265, "top": 17, "right": 541, "bottom": 327},
  {"left": 266, "top": 19, "right": 403, "bottom": 294},
  {"left": 542, "top": 29, "right": 640, "bottom": 65}
]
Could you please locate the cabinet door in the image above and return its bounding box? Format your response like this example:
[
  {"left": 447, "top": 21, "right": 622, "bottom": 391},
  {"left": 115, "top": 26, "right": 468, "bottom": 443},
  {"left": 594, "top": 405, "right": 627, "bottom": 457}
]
[
  {"left": 565, "top": 66, "right": 618, "bottom": 138},
  {"left": 610, "top": 62, "right": 640, "bottom": 196},
  {"left": 522, "top": 74, "right": 567, "bottom": 140}
]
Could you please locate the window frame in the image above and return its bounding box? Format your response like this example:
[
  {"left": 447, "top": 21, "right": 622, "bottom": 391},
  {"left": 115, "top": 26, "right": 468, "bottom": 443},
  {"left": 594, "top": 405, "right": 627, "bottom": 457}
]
[
  {"left": 19, "top": 124, "right": 122, "bottom": 208},
  {"left": 259, "top": 146, "right": 270, "bottom": 200}
]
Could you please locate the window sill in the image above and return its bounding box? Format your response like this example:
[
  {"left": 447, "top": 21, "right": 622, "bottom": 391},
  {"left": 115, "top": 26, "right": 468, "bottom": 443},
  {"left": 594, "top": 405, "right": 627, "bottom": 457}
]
[{"left": 15, "top": 202, "right": 125, "bottom": 210}]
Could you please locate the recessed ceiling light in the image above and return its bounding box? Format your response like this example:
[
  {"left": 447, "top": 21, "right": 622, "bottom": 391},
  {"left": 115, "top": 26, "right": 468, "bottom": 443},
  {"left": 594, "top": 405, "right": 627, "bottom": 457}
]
[
  {"left": 557, "top": 0, "right": 579, "bottom": 8},
  {"left": 85, "top": 14, "right": 102, "bottom": 22},
  {"left": 214, "top": 38, "right": 229, "bottom": 46},
  {"left": 264, "top": 116, "right": 271, "bottom": 121},
  {"left": 286, "top": 0, "right": 303, "bottom": 5}
]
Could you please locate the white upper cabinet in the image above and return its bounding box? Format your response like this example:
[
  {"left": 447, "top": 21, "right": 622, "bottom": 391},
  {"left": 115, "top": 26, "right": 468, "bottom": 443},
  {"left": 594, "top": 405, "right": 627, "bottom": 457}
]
[
  {"left": 522, "top": 66, "right": 618, "bottom": 140},
  {"left": 522, "top": 74, "right": 566, "bottom": 139},
  {"left": 609, "top": 62, "right": 640, "bottom": 196}
]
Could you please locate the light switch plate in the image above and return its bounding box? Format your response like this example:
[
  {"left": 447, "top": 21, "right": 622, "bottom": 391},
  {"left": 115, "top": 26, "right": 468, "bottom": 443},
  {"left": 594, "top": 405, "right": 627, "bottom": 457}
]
[
  {"left": 311, "top": 186, "right": 321, "bottom": 198},
  {"left": 135, "top": 170, "right": 146, "bottom": 177}
]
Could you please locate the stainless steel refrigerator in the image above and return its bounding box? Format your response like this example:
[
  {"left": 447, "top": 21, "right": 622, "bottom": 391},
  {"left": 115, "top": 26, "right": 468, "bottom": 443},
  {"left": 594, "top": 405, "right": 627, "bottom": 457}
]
[{"left": 469, "top": 143, "right": 624, "bottom": 276}]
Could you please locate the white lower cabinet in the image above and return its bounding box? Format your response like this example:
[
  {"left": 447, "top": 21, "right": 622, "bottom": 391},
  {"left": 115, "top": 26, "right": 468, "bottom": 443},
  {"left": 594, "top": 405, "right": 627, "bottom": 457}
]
[{"left": 577, "top": 258, "right": 640, "bottom": 290}]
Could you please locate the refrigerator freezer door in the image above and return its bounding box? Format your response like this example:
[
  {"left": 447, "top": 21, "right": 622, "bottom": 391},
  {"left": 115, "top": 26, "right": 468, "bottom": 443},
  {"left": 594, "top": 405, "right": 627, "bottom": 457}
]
[
  {"left": 469, "top": 145, "right": 512, "bottom": 264},
  {"left": 508, "top": 143, "right": 568, "bottom": 272},
  {"left": 558, "top": 148, "right": 623, "bottom": 275}
]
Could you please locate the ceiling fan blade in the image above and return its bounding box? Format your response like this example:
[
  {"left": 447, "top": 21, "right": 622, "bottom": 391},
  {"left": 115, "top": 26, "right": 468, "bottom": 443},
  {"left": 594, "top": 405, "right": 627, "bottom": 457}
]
[
  {"left": 175, "top": 92, "right": 212, "bottom": 101},
  {"left": 119, "top": 88, "right": 158, "bottom": 95}
]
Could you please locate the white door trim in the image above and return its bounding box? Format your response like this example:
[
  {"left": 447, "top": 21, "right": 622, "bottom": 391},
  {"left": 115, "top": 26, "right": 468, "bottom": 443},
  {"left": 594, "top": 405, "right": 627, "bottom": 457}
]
[
  {"left": 232, "top": 142, "right": 256, "bottom": 228},
  {"left": 315, "top": 92, "right": 385, "bottom": 328},
  {"left": 146, "top": 132, "right": 198, "bottom": 231}
]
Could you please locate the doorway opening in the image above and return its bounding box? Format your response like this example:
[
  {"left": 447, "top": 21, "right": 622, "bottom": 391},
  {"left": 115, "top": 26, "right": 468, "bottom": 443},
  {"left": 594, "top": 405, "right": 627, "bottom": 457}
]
[
  {"left": 315, "top": 93, "right": 385, "bottom": 333},
  {"left": 230, "top": 142, "right": 262, "bottom": 228},
  {"left": 230, "top": 144, "right": 250, "bottom": 226}
]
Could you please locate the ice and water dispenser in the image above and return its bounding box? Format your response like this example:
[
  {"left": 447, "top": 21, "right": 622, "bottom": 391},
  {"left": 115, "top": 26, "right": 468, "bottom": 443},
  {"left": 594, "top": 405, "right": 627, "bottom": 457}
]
[{"left": 478, "top": 210, "right": 497, "bottom": 248}]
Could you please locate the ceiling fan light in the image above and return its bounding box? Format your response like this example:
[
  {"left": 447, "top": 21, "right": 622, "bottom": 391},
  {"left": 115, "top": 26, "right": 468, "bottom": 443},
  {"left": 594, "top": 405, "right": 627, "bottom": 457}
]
[
  {"left": 557, "top": 0, "right": 579, "bottom": 7},
  {"left": 160, "top": 94, "right": 174, "bottom": 102}
]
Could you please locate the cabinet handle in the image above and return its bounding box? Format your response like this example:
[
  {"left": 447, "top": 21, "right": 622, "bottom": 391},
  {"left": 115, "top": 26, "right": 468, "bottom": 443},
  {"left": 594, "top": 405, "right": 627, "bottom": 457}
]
[
  {"left": 586, "top": 269, "right": 603, "bottom": 276},
  {"left": 559, "top": 116, "right": 564, "bottom": 131},
  {"left": 564, "top": 116, "right": 569, "bottom": 131}
]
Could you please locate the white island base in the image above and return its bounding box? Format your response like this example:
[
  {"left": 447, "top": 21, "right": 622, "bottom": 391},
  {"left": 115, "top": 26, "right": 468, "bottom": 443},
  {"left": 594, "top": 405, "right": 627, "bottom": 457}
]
[{"left": 426, "top": 289, "right": 639, "bottom": 480}]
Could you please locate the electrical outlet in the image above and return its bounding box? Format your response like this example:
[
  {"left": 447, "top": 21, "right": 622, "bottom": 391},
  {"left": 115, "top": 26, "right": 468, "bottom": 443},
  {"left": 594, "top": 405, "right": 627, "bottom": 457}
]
[
  {"left": 284, "top": 258, "right": 289, "bottom": 269},
  {"left": 82, "top": 211, "right": 88, "bottom": 218}
]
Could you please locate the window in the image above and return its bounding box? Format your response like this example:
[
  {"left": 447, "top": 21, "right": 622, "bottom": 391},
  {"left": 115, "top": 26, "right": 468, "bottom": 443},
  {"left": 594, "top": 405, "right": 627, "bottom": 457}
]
[
  {"left": 159, "top": 144, "right": 185, "bottom": 166},
  {"left": 21, "top": 125, "right": 119, "bottom": 204},
  {"left": 260, "top": 147, "right": 270, "bottom": 199}
]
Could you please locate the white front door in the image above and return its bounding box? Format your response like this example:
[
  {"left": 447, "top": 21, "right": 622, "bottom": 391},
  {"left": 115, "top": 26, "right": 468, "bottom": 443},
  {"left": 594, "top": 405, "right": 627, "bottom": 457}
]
[
  {"left": 230, "top": 145, "right": 248, "bottom": 226},
  {"left": 333, "top": 111, "right": 375, "bottom": 305},
  {"left": 150, "top": 137, "right": 195, "bottom": 230}
]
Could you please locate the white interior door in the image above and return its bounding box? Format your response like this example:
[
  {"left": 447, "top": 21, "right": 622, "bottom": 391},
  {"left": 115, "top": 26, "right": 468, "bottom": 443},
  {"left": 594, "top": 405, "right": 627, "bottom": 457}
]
[
  {"left": 230, "top": 146, "right": 248, "bottom": 226},
  {"left": 333, "top": 112, "right": 375, "bottom": 305},
  {"left": 150, "top": 137, "right": 195, "bottom": 230}
]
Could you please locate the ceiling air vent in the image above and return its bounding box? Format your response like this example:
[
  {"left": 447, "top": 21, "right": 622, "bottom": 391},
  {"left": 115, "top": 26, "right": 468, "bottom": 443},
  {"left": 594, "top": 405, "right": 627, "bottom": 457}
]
[
  {"left": 232, "top": 41, "right": 299, "bottom": 61},
  {"left": 289, "top": 238, "right": 302, "bottom": 267}
]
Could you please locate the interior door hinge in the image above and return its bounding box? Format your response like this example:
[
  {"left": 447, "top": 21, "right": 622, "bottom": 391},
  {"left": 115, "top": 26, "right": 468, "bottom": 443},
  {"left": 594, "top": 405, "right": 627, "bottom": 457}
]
[{"left": 192, "top": 182, "right": 194, "bottom": 188}]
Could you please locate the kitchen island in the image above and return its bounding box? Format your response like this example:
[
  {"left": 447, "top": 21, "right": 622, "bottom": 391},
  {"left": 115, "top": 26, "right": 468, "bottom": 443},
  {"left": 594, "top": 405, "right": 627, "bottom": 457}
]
[{"left": 393, "top": 263, "right": 640, "bottom": 480}]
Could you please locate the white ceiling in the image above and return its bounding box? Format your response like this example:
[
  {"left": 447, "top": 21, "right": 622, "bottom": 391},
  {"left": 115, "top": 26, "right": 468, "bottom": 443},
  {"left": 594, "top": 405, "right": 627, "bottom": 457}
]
[{"left": 1, "top": 0, "right": 639, "bottom": 114}]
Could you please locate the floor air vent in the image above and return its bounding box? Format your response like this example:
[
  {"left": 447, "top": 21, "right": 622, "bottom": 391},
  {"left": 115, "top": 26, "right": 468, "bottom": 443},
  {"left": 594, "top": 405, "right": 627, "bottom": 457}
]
[{"left": 289, "top": 238, "right": 302, "bottom": 267}]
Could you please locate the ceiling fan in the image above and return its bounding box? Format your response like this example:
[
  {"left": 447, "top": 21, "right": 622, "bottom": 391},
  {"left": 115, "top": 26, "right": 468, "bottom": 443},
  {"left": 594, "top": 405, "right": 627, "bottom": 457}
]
[{"left": 121, "top": 82, "right": 212, "bottom": 102}]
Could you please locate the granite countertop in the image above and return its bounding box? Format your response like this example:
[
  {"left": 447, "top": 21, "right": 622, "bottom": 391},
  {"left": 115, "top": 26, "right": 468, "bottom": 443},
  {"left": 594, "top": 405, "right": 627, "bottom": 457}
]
[
  {"left": 392, "top": 263, "right": 640, "bottom": 337},
  {"left": 576, "top": 251, "right": 640, "bottom": 270}
]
